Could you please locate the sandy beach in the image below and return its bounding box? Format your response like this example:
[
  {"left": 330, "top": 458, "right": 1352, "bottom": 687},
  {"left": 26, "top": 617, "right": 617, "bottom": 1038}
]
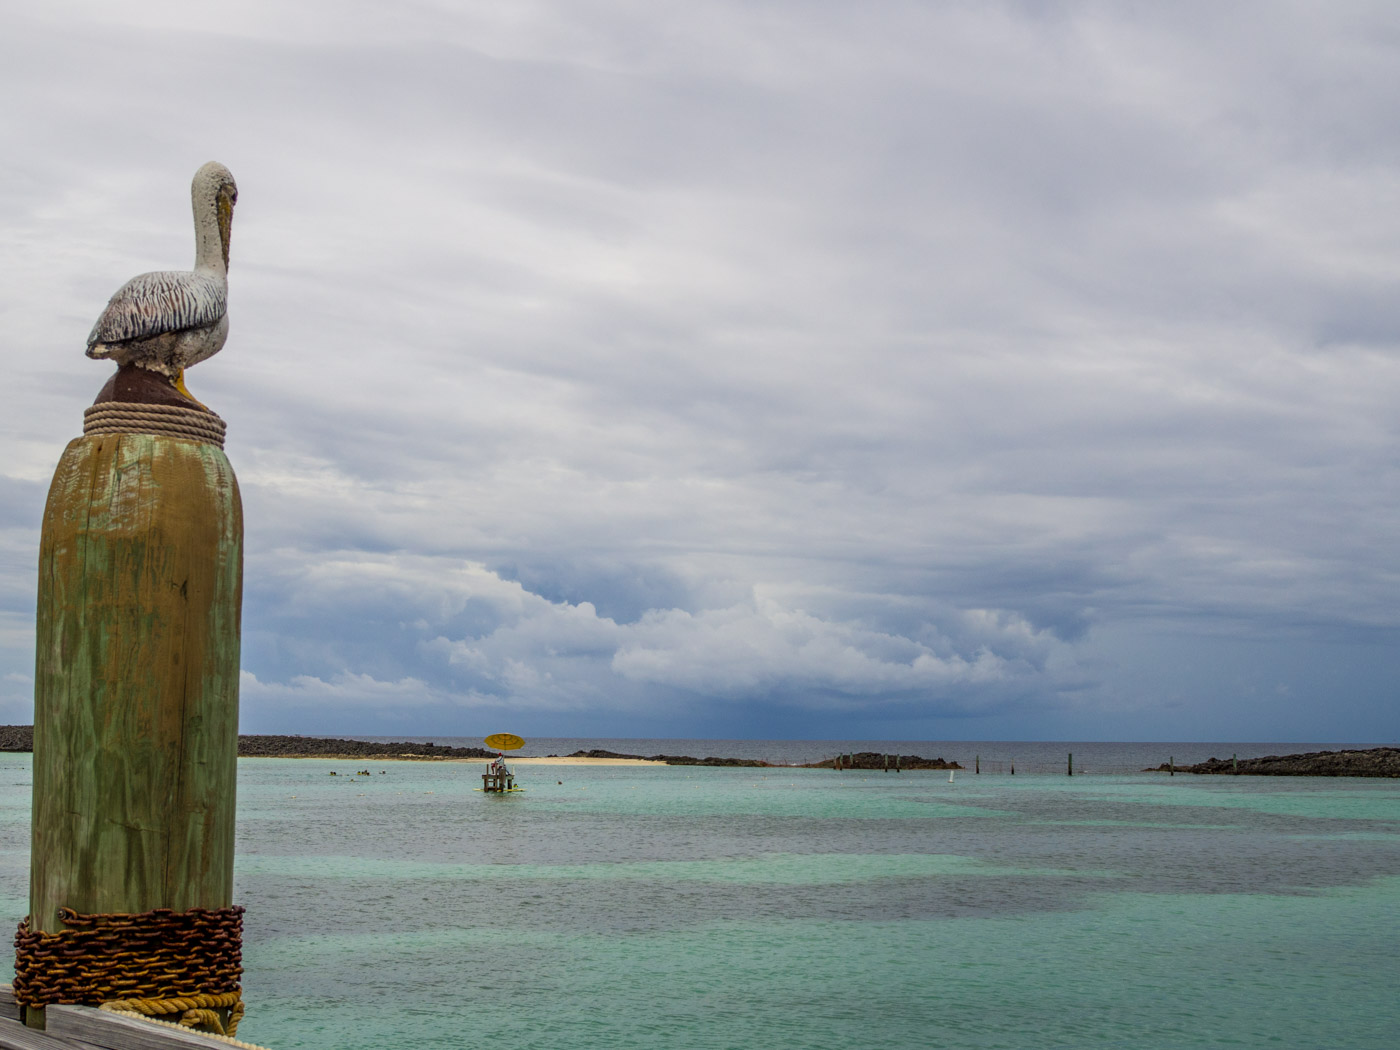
[
  {"left": 238, "top": 753, "right": 668, "bottom": 765},
  {"left": 511, "top": 755, "right": 667, "bottom": 766}
]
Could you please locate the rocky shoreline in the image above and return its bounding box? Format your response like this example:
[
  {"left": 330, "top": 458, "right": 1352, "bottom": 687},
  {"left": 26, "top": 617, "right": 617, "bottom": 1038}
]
[
  {"left": 559, "top": 748, "right": 771, "bottom": 767},
  {"left": 803, "top": 750, "right": 961, "bottom": 771},
  {"left": 1146, "top": 747, "right": 1400, "bottom": 777},
  {"left": 0, "top": 726, "right": 495, "bottom": 760},
  {"left": 557, "top": 748, "right": 961, "bottom": 769},
  {"left": 237, "top": 734, "right": 495, "bottom": 760},
  {"left": 0, "top": 728, "right": 956, "bottom": 769},
  {"left": 3, "top": 726, "right": 1389, "bottom": 774}
]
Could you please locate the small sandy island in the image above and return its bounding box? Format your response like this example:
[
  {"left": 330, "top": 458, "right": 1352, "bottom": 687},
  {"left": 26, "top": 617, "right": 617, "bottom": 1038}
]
[
  {"left": 0, "top": 727, "right": 684, "bottom": 764},
  {"left": 0, "top": 728, "right": 954, "bottom": 769}
]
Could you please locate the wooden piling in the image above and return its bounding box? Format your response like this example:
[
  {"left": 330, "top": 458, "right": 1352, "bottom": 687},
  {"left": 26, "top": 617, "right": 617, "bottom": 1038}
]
[
  {"left": 482, "top": 771, "right": 515, "bottom": 792},
  {"left": 1169, "top": 756, "right": 1174, "bottom": 776},
  {"left": 975, "top": 754, "right": 980, "bottom": 774},
  {"left": 1068, "top": 752, "right": 1073, "bottom": 776},
  {"left": 27, "top": 433, "right": 242, "bottom": 1025}
]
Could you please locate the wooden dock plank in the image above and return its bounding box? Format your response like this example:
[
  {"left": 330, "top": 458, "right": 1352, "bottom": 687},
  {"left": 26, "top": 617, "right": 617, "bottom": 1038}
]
[
  {"left": 0, "top": 1014, "right": 86, "bottom": 1050},
  {"left": 0, "top": 988, "right": 254, "bottom": 1050},
  {"left": 45, "top": 1007, "right": 239, "bottom": 1050}
]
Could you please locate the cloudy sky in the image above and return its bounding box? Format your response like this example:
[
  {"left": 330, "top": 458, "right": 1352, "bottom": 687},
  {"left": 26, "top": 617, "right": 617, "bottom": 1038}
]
[{"left": 2, "top": 1, "right": 1398, "bottom": 742}]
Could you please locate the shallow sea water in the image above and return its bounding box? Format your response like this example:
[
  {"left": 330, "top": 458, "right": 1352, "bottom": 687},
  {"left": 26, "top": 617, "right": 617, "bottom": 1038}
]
[{"left": 0, "top": 750, "right": 1397, "bottom": 1049}]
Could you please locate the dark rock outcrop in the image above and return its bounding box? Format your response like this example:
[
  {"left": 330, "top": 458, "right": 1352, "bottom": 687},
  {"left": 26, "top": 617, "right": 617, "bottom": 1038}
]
[
  {"left": 563, "top": 749, "right": 771, "bottom": 767},
  {"left": 804, "top": 751, "right": 961, "bottom": 771},
  {"left": 2, "top": 725, "right": 500, "bottom": 759},
  {"left": 1155, "top": 747, "right": 1400, "bottom": 778},
  {"left": 0, "top": 729, "right": 964, "bottom": 771},
  {"left": 560, "top": 748, "right": 962, "bottom": 769},
  {"left": 237, "top": 735, "right": 494, "bottom": 759}
]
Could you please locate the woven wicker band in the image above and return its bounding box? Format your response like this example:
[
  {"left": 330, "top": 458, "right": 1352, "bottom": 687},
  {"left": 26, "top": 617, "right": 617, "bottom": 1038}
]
[
  {"left": 12, "top": 906, "right": 244, "bottom": 1008},
  {"left": 84, "top": 403, "right": 227, "bottom": 448}
]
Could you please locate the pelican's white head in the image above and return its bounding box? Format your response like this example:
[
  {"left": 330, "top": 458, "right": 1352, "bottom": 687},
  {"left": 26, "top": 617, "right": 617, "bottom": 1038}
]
[{"left": 192, "top": 161, "right": 238, "bottom": 272}]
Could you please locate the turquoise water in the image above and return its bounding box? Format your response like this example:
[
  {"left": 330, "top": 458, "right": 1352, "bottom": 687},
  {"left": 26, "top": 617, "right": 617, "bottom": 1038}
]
[{"left": 1, "top": 755, "right": 1398, "bottom": 1048}]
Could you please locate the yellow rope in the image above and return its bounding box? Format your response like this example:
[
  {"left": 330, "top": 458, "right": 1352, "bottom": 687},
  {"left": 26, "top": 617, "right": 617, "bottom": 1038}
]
[
  {"left": 99, "top": 997, "right": 269, "bottom": 1050},
  {"left": 82, "top": 403, "right": 227, "bottom": 447},
  {"left": 180, "top": 1008, "right": 226, "bottom": 1032},
  {"left": 101, "top": 991, "right": 246, "bottom": 1039}
]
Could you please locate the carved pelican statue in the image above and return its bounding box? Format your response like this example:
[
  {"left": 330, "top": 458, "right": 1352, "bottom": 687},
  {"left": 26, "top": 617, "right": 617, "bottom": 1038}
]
[{"left": 86, "top": 161, "right": 238, "bottom": 404}]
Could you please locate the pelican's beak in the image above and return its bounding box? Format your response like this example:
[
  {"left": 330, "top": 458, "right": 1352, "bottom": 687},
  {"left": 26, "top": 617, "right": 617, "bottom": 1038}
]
[
  {"left": 217, "top": 187, "right": 236, "bottom": 270},
  {"left": 173, "top": 369, "right": 208, "bottom": 409}
]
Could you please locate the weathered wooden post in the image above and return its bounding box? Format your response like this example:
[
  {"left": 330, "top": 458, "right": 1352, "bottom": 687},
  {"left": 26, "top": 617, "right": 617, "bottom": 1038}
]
[
  {"left": 15, "top": 163, "right": 247, "bottom": 1039},
  {"left": 1067, "top": 752, "right": 1073, "bottom": 776}
]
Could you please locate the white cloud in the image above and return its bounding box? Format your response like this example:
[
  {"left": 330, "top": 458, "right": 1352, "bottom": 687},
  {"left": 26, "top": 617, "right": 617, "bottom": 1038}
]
[
  {"left": 240, "top": 550, "right": 1079, "bottom": 727},
  {"left": 239, "top": 670, "right": 441, "bottom": 708},
  {"left": 610, "top": 598, "right": 1027, "bottom": 697}
]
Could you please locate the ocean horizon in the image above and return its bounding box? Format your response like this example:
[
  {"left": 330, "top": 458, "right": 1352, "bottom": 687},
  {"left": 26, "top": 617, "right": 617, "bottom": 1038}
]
[
  {"left": 345, "top": 736, "right": 1394, "bottom": 772},
  {"left": 1, "top": 738, "right": 1396, "bottom": 1048}
]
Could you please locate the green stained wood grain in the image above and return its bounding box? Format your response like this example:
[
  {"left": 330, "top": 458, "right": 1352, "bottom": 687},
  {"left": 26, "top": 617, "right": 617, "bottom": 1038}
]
[{"left": 29, "top": 434, "right": 242, "bottom": 934}]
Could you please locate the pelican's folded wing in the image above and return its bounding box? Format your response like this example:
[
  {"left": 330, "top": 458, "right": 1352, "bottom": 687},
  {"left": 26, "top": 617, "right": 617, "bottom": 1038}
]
[{"left": 87, "top": 270, "right": 227, "bottom": 349}]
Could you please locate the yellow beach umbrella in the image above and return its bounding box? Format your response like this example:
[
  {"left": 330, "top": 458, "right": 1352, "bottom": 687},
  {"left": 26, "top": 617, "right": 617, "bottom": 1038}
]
[{"left": 484, "top": 733, "right": 525, "bottom": 752}]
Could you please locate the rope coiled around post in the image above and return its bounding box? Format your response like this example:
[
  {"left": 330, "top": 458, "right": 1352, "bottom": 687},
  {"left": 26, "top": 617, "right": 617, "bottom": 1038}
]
[
  {"left": 100, "top": 998, "right": 270, "bottom": 1049},
  {"left": 83, "top": 402, "right": 227, "bottom": 448},
  {"left": 101, "top": 991, "right": 245, "bottom": 1038},
  {"left": 13, "top": 905, "right": 245, "bottom": 1037}
]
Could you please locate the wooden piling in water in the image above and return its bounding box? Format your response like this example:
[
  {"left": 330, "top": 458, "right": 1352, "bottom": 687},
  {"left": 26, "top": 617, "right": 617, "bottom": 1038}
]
[
  {"left": 26, "top": 433, "right": 242, "bottom": 1028},
  {"left": 481, "top": 770, "right": 516, "bottom": 792},
  {"left": 1068, "top": 752, "right": 1073, "bottom": 776}
]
